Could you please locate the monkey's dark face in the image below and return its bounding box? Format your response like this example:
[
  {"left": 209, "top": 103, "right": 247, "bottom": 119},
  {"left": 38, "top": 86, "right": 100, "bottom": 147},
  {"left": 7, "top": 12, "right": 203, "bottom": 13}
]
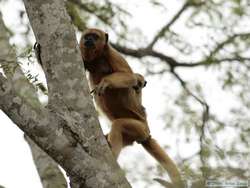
[
  {"left": 83, "top": 33, "right": 99, "bottom": 48},
  {"left": 80, "top": 28, "right": 109, "bottom": 62}
]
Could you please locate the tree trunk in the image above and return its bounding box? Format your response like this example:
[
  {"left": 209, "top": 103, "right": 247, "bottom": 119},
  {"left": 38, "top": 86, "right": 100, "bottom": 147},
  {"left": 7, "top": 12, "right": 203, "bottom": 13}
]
[
  {"left": 0, "top": 1, "right": 131, "bottom": 187},
  {"left": 0, "top": 11, "right": 68, "bottom": 188},
  {"left": 25, "top": 136, "right": 68, "bottom": 188}
]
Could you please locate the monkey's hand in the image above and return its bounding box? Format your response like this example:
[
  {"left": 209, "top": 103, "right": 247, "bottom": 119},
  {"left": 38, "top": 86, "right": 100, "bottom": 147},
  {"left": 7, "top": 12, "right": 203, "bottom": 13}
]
[
  {"left": 91, "top": 79, "right": 110, "bottom": 96},
  {"left": 133, "top": 73, "right": 147, "bottom": 93}
]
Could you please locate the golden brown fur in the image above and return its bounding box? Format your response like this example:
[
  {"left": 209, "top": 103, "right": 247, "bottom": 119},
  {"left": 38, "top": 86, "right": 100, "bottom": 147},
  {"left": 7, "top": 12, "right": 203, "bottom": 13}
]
[{"left": 80, "top": 28, "right": 184, "bottom": 188}]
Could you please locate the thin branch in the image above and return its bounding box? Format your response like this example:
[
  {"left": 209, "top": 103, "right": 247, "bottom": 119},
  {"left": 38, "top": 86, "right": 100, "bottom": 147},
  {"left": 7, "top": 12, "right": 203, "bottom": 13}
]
[
  {"left": 180, "top": 151, "right": 199, "bottom": 163},
  {"left": 199, "top": 118, "right": 209, "bottom": 178},
  {"left": 154, "top": 178, "right": 174, "bottom": 188},
  {"left": 170, "top": 68, "right": 209, "bottom": 178},
  {"left": 216, "top": 57, "right": 250, "bottom": 63},
  {"left": 69, "top": 0, "right": 111, "bottom": 25},
  {"left": 208, "top": 33, "right": 250, "bottom": 59},
  {"left": 111, "top": 44, "right": 182, "bottom": 68},
  {"left": 148, "top": 1, "right": 191, "bottom": 49},
  {"left": 170, "top": 69, "right": 209, "bottom": 120},
  {"left": 112, "top": 32, "right": 250, "bottom": 69}
]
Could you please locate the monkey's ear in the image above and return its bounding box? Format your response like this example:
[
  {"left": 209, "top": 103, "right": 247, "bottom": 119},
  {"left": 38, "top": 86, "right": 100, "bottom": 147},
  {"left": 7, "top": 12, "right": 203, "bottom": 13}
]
[{"left": 105, "top": 33, "right": 109, "bottom": 43}]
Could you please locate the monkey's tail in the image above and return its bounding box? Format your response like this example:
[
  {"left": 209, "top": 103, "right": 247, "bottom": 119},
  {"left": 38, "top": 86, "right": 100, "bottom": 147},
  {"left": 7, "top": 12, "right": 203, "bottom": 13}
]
[{"left": 141, "top": 137, "right": 185, "bottom": 188}]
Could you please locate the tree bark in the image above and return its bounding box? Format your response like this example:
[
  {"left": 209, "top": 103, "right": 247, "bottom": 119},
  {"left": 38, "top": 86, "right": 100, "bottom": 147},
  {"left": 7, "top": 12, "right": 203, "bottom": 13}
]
[
  {"left": 23, "top": 0, "right": 112, "bottom": 161},
  {"left": 25, "top": 136, "right": 68, "bottom": 188},
  {"left": 0, "top": 11, "right": 68, "bottom": 188},
  {"left": 0, "top": 11, "right": 40, "bottom": 107},
  {"left": 0, "top": 1, "right": 131, "bottom": 187}
]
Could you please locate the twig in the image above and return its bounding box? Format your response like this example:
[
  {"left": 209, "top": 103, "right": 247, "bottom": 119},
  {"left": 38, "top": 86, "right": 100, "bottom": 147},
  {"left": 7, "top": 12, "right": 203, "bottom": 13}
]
[
  {"left": 69, "top": 0, "right": 111, "bottom": 25},
  {"left": 170, "top": 68, "right": 209, "bottom": 178},
  {"left": 180, "top": 151, "right": 200, "bottom": 163},
  {"left": 112, "top": 31, "right": 250, "bottom": 69},
  {"left": 148, "top": 1, "right": 191, "bottom": 49},
  {"left": 208, "top": 33, "right": 250, "bottom": 59},
  {"left": 154, "top": 178, "right": 174, "bottom": 188}
]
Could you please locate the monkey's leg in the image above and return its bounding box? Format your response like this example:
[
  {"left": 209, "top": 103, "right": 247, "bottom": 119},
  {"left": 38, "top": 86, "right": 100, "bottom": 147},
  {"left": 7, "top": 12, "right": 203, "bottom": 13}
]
[
  {"left": 108, "top": 118, "right": 150, "bottom": 158},
  {"left": 107, "top": 124, "right": 123, "bottom": 159}
]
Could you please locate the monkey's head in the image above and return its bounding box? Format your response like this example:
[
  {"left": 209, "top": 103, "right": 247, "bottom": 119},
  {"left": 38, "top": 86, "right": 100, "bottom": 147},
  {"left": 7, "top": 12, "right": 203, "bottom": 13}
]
[{"left": 80, "top": 28, "right": 109, "bottom": 62}]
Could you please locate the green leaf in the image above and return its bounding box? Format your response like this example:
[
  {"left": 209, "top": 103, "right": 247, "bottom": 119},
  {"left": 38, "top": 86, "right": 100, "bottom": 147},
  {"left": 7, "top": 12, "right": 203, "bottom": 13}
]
[{"left": 232, "top": 6, "right": 244, "bottom": 16}]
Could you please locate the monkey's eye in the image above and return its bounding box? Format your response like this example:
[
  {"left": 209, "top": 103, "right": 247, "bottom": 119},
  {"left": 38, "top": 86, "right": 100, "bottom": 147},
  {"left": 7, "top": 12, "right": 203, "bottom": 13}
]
[{"left": 84, "top": 33, "right": 99, "bottom": 40}]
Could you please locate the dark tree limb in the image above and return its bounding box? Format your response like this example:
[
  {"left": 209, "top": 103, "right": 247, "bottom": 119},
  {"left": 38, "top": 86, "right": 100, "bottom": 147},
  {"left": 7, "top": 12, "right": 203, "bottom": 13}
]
[{"left": 112, "top": 32, "right": 250, "bottom": 69}]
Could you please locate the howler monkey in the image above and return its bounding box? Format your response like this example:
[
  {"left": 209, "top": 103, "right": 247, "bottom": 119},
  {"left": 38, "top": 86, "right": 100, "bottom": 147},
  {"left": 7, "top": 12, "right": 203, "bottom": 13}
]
[{"left": 80, "top": 28, "right": 184, "bottom": 188}]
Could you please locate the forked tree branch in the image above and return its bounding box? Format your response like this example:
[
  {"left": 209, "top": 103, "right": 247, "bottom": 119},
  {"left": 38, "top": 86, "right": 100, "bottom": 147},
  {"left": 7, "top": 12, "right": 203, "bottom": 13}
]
[
  {"left": 0, "top": 0, "right": 131, "bottom": 187},
  {"left": 0, "top": 13, "right": 68, "bottom": 188}
]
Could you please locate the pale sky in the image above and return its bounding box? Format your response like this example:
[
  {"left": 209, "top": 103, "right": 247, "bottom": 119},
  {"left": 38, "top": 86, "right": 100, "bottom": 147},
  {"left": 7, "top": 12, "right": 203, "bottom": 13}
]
[{"left": 0, "top": 1, "right": 243, "bottom": 188}]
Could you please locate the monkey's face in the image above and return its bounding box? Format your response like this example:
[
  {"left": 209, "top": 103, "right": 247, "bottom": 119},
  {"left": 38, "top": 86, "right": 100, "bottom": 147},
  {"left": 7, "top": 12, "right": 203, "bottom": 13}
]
[{"left": 80, "top": 28, "right": 108, "bottom": 62}]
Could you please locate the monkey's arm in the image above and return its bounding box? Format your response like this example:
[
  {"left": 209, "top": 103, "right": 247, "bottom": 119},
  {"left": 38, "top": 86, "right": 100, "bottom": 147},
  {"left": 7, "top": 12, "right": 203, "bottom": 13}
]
[
  {"left": 92, "top": 72, "right": 145, "bottom": 95},
  {"left": 103, "top": 72, "right": 138, "bottom": 88}
]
